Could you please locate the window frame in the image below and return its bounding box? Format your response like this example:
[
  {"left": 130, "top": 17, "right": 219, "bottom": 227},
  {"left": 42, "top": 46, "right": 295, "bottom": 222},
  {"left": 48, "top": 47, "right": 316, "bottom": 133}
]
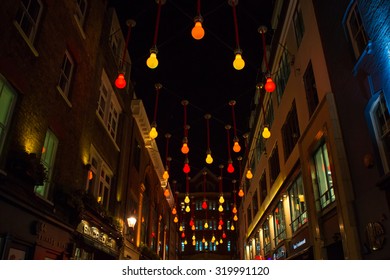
[
  {"left": 273, "top": 200, "right": 286, "bottom": 246},
  {"left": 293, "top": 2, "right": 305, "bottom": 48},
  {"left": 288, "top": 174, "right": 308, "bottom": 233},
  {"left": 303, "top": 61, "right": 319, "bottom": 117},
  {"left": 57, "top": 50, "right": 75, "bottom": 106},
  {"left": 282, "top": 101, "right": 300, "bottom": 161}
]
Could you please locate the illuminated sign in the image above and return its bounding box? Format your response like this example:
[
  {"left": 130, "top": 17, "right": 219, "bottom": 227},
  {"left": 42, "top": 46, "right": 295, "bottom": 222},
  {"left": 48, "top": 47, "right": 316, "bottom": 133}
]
[{"left": 292, "top": 238, "right": 306, "bottom": 250}]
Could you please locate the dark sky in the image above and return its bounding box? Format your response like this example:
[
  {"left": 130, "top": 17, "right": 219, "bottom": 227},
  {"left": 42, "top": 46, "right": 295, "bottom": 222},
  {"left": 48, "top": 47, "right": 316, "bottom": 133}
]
[{"left": 109, "top": 0, "right": 274, "bottom": 193}]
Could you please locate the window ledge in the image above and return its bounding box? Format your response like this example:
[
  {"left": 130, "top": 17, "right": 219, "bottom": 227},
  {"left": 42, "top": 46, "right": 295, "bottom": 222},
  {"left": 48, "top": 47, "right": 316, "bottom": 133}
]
[
  {"left": 13, "top": 20, "right": 39, "bottom": 57},
  {"left": 352, "top": 40, "right": 373, "bottom": 76}
]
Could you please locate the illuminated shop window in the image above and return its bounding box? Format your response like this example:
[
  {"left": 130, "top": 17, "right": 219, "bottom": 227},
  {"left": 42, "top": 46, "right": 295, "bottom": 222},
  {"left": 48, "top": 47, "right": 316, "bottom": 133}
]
[
  {"left": 288, "top": 174, "right": 308, "bottom": 232},
  {"left": 273, "top": 200, "right": 286, "bottom": 246},
  {"left": 262, "top": 221, "right": 271, "bottom": 255}
]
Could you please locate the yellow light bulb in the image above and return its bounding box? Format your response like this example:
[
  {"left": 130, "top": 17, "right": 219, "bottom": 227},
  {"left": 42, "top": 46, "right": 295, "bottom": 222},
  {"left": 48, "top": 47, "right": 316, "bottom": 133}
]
[
  {"left": 205, "top": 241, "right": 208, "bottom": 247},
  {"left": 162, "top": 170, "right": 169, "bottom": 180},
  {"left": 205, "top": 153, "right": 213, "bottom": 164},
  {"left": 216, "top": 241, "right": 219, "bottom": 245},
  {"left": 204, "top": 222, "right": 209, "bottom": 229},
  {"left": 185, "top": 205, "right": 191, "bottom": 212},
  {"left": 191, "top": 21, "right": 205, "bottom": 40},
  {"left": 219, "top": 195, "right": 225, "bottom": 204},
  {"left": 184, "top": 195, "right": 190, "bottom": 204},
  {"left": 233, "top": 214, "right": 238, "bottom": 221},
  {"left": 192, "top": 240, "right": 196, "bottom": 246},
  {"left": 233, "top": 53, "right": 245, "bottom": 70},
  {"left": 146, "top": 52, "right": 158, "bottom": 69},
  {"left": 149, "top": 126, "right": 158, "bottom": 139},
  {"left": 181, "top": 143, "right": 189, "bottom": 154},
  {"left": 246, "top": 169, "right": 253, "bottom": 179},
  {"left": 179, "top": 225, "right": 183, "bottom": 231},
  {"left": 231, "top": 224, "right": 235, "bottom": 230},
  {"left": 192, "top": 235, "right": 196, "bottom": 240},
  {"left": 218, "top": 205, "right": 224, "bottom": 212},
  {"left": 184, "top": 239, "right": 187, "bottom": 245},
  {"left": 202, "top": 237, "right": 206, "bottom": 243},
  {"left": 262, "top": 126, "right": 271, "bottom": 139},
  {"left": 233, "top": 141, "right": 241, "bottom": 152},
  {"left": 238, "top": 188, "right": 244, "bottom": 197},
  {"left": 174, "top": 216, "right": 178, "bottom": 223},
  {"left": 220, "top": 239, "right": 223, "bottom": 244}
]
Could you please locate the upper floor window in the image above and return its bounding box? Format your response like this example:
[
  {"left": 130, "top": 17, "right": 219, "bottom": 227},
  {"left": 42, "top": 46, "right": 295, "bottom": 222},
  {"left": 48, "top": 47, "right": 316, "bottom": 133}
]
[
  {"left": 0, "top": 75, "right": 17, "bottom": 159},
  {"left": 252, "top": 188, "right": 259, "bottom": 218},
  {"left": 35, "top": 129, "right": 58, "bottom": 199},
  {"left": 57, "top": 50, "right": 75, "bottom": 103},
  {"left": 247, "top": 203, "right": 253, "bottom": 226},
  {"left": 259, "top": 171, "right": 267, "bottom": 204},
  {"left": 303, "top": 61, "right": 319, "bottom": 117},
  {"left": 275, "top": 51, "right": 291, "bottom": 104},
  {"left": 97, "top": 69, "right": 122, "bottom": 141},
  {"left": 87, "top": 146, "right": 113, "bottom": 210},
  {"left": 14, "top": 0, "right": 43, "bottom": 45},
  {"left": 370, "top": 92, "right": 390, "bottom": 173},
  {"left": 288, "top": 174, "right": 308, "bottom": 233},
  {"left": 293, "top": 2, "right": 305, "bottom": 48},
  {"left": 282, "top": 101, "right": 300, "bottom": 161},
  {"left": 75, "top": 0, "right": 88, "bottom": 28},
  {"left": 269, "top": 144, "right": 280, "bottom": 186},
  {"left": 265, "top": 98, "right": 274, "bottom": 128},
  {"left": 345, "top": 1, "right": 369, "bottom": 60},
  {"left": 312, "top": 142, "right": 336, "bottom": 210}
]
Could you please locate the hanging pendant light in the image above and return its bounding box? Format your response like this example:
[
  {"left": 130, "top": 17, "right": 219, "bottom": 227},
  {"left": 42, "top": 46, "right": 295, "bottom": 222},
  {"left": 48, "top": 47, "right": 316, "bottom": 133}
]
[
  {"left": 246, "top": 168, "right": 253, "bottom": 179},
  {"left": 204, "top": 114, "right": 213, "bottom": 164},
  {"left": 183, "top": 156, "right": 191, "bottom": 174},
  {"left": 229, "top": 0, "right": 245, "bottom": 70},
  {"left": 258, "top": 25, "right": 276, "bottom": 93},
  {"left": 181, "top": 100, "right": 190, "bottom": 154},
  {"left": 191, "top": 0, "right": 205, "bottom": 40},
  {"left": 146, "top": 0, "right": 166, "bottom": 69},
  {"left": 229, "top": 100, "right": 241, "bottom": 153},
  {"left": 150, "top": 83, "right": 162, "bottom": 139},
  {"left": 202, "top": 171, "right": 208, "bottom": 209},
  {"left": 225, "top": 125, "right": 235, "bottom": 173}
]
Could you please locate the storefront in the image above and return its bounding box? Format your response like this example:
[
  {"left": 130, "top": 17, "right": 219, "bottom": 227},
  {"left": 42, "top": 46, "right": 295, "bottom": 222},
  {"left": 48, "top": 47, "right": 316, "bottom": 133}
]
[{"left": 287, "top": 226, "right": 313, "bottom": 259}]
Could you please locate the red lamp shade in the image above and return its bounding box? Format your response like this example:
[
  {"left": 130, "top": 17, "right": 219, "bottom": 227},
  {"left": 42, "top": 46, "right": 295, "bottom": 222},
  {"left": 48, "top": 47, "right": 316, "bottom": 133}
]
[
  {"left": 264, "top": 77, "right": 276, "bottom": 92},
  {"left": 183, "top": 162, "right": 190, "bottom": 173},
  {"left": 227, "top": 162, "right": 235, "bottom": 173},
  {"left": 115, "top": 73, "right": 126, "bottom": 89},
  {"left": 202, "top": 200, "right": 208, "bottom": 209}
]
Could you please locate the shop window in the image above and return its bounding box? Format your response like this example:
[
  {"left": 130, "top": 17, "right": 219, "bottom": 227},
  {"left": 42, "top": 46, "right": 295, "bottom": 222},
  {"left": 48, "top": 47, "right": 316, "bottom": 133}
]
[
  {"left": 0, "top": 75, "right": 17, "bottom": 159},
  {"left": 35, "top": 129, "right": 58, "bottom": 199},
  {"left": 282, "top": 101, "right": 300, "bottom": 161},
  {"left": 262, "top": 221, "right": 271, "bottom": 255},
  {"left": 312, "top": 142, "right": 336, "bottom": 210},
  {"left": 273, "top": 200, "right": 286, "bottom": 246},
  {"left": 288, "top": 174, "right": 308, "bottom": 233},
  {"left": 303, "top": 61, "right": 319, "bottom": 117}
]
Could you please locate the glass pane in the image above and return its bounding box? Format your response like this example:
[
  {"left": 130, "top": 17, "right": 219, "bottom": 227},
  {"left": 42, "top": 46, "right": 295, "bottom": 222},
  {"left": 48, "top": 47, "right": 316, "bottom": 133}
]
[{"left": 0, "top": 84, "right": 15, "bottom": 124}]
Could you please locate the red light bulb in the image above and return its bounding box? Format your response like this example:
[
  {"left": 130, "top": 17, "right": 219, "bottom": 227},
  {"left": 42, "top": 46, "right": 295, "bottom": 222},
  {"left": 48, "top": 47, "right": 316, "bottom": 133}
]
[
  {"left": 218, "top": 219, "right": 224, "bottom": 226},
  {"left": 202, "top": 200, "right": 208, "bottom": 209},
  {"left": 181, "top": 232, "right": 185, "bottom": 238},
  {"left": 264, "top": 77, "right": 276, "bottom": 92},
  {"left": 115, "top": 73, "right": 126, "bottom": 89},
  {"left": 227, "top": 162, "right": 234, "bottom": 173},
  {"left": 183, "top": 162, "right": 190, "bottom": 173},
  {"left": 189, "top": 219, "right": 195, "bottom": 227},
  {"left": 222, "top": 232, "right": 226, "bottom": 239}
]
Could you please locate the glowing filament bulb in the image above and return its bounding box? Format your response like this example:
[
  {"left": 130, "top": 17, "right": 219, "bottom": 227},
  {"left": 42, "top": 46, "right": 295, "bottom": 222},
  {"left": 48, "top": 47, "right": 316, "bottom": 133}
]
[
  {"left": 220, "top": 239, "right": 223, "bottom": 244},
  {"left": 218, "top": 204, "right": 224, "bottom": 212},
  {"left": 233, "top": 53, "right": 245, "bottom": 70},
  {"left": 262, "top": 126, "right": 271, "bottom": 139},
  {"left": 204, "top": 221, "right": 209, "bottom": 229},
  {"left": 222, "top": 232, "right": 226, "bottom": 239},
  {"left": 183, "top": 162, "right": 190, "bottom": 173},
  {"left": 192, "top": 234, "right": 196, "bottom": 240},
  {"left": 233, "top": 214, "right": 238, "bottom": 221},
  {"left": 218, "top": 224, "right": 222, "bottom": 230},
  {"left": 219, "top": 195, "right": 225, "bottom": 204},
  {"left": 192, "top": 240, "right": 196, "bottom": 246},
  {"left": 146, "top": 51, "right": 158, "bottom": 69},
  {"left": 185, "top": 205, "right": 191, "bottom": 213},
  {"left": 205, "top": 153, "right": 213, "bottom": 164},
  {"left": 202, "top": 237, "right": 206, "bottom": 243},
  {"left": 181, "top": 142, "right": 189, "bottom": 154},
  {"left": 184, "top": 195, "right": 190, "bottom": 204},
  {"left": 233, "top": 141, "right": 241, "bottom": 153},
  {"left": 238, "top": 188, "right": 244, "bottom": 197},
  {"left": 264, "top": 77, "right": 276, "bottom": 92},
  {"left": 162, "top": 170, "right": 169, "bottom": 180},
  {"left": 115, "top": 73, "right": 126, "bottom": 89},
  {"left": 163, "top": 188, "right": 170, "bottom": 197},
  {"left": 184, "top": 239, "right": 187, "bottom": 245},
  {"left": 179, "top": 225, "right": 183, "bottom": 232},
  {"left": 202, "top": 200, "right": 208, "bottom": 209},
  {"left": 150, "top": 126, "right": 158, "bottom": 139},
  {"left": 246, "top": 169, "right": 253, "bottom": 179},
  {"left": 191, "top": 20, "right": 205, "bottom": 40},
  {"left": 181, "top": 232, "right": 185, "bottom": 238},
  {"left": 232, "top": 205, "right": 237, "bottom": 214},
  {"left": 172, "top": 207, "right": 177, "bottom": 215},
  {"left": 230, "top": 224, "right": 235, "bottom": 230},
  {"left": 173, "top": 216, "right": 178, "bottom": 223},
  {"left": 191, "top": 225, "right": 195, "bottom": 231}
]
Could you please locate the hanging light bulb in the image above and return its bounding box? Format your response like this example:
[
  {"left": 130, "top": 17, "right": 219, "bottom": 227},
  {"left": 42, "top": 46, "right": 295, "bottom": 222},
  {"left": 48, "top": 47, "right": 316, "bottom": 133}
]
[
  {"left": 233, "top": 49, "right": 245, "bottom": 70},
  {"left": 189, "top": 219, "right": 195, "bottom": 227},
  {"left": 205, "top": 241, "right": 208, "bottom": 247},
  {"left": 204, "top": 221, "right": 209, "bottom": 229},
  {"left": 211, "top": 235, "right": 216, "bottom": 243},
  {"left": 218, "top": 219, "right": 224, "bottom": 226},
  {"left": 162, "top": 169, "right": 169, "bottom": 180},
  {"left": 264, "top": 77, "right": 276, "bottom": 93},
  {"left": 222, "top": 232, "right": 226, "bottom": 239},
  {"left": 114, "top": 73, "right": 126, "bottom": 89},
  {"left": 185, "top": 205, "right": 191, "bottom": 213},
  {"left": 220, "top": 239, "right": 223, "bottom": 244},
  {"left": 202, "top": 237, "right": 206, "bottom": 243},
  {"left": 219, "top": 195, "right": 225, "bottom": 204},
  {"left": 191, "top": 224, "right": 195, "bottom": 231},
  {"left": 218, "top": 204, "right": 224, "bottom": 212},
  {"left": 172, "top": 207, "right": 177, "bottom": 215},
  {"left": 179, "top": 225, "right": 183, "bottom": 231},
  {"left": 163, "top": 188, "right": 170, "bottom": 197},
  {"left": 183, "top": 158, "right": 190, "bottom": 174},
  {"left": 233, "top": 138, "right": 241, "bottom": 153},
  {"left": 191, "top": 17, "right": 204, "bottom": 40},
  {"left": 227, "top": 160, "right": 235, "bottom": 173},
  {"left": 192, "top": 240, "right": 196, "bottom": 246},
  {"left": 173, "top": 216, "right": 178, "bottom": 223},
  {"left": 231, "top": 224, "right": 235, "bottom": 230},
  {"left": 216, "top": 241, "right": 219, "bottom": 246},
  {"left": 184, "top": 239, "right": 188, "bottom": 245},
  {"left": 181, "top": 137, "right": 189, "bottom": 154},
  {"left": 246, "top": 168, "right": 253, "bottom": 179},
  {"left": 233, "top": 214, "right": 238, "bottom": 221},
  {"left": 149, "top": 122, "right": 158, "bottom": 139},
  {"left": 192, "top": 234, "right": 196, "bottom": 240},
  {"left": 262, "top": 126, "right": 271, "bottom": 139},
  {"left": 181, "top": 232, "right": 185, "bottom": 238},
  {"left": 218, "top": 224, "right": 222, "bottom": 230},
  {"left": 146, "top": 48, "right": 159, "bottom": 69},
  {"left": 202, "top": 200, "right": 208, "bottom": 209},
  {"left": 232, "top": 204, "right": 237, "bottom": 214},
  {"left": 205, "top": 149, "right": 213, "bottom": 164},
  {"left": 238, "top": 187, "right": 244, "bottom": 197},
  {"left": 184, "top": 194, "right": 190, "bottom": 204}
]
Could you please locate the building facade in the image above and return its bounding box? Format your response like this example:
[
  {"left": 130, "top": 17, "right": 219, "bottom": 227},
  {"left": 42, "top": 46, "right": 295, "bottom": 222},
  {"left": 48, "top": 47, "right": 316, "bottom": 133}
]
[
  {"left": 0, "top": 0, "right": 177, "bottom": 260},
  {"left": 239, "top": 0, "right": 390, "bottom": 260}
]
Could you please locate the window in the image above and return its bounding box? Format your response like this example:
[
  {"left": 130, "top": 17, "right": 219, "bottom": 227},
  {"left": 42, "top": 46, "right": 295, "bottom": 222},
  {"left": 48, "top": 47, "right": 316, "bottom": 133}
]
[
  {"left": 14, "top": 0, "right": 43, "bottom": 45},
  {"left": 269, "top": 144, "right": 280, "bottom": 185},
  {"left": 75, "top": 0, "right": 87, "bottom": 28},
  {"left": 282, "top": 101, "right": 300, "bottom": 160},
  {"left": 87, "top": 146, "right": 113, "bottom": 210},
  {"left": 252, "top": 189, "right": 259, "bottom": 217},
  {"left": 35, "top": 130, "right": 58, "bottom": 198},
  {"left": 370, "top": 92, "right": 390, "bottom": 173},
  {"left": 262, "top": 221, "right": 271, "bottom": 255},
  {"left": 259, "top": 171, "right": 267, "bottom": 204},
  {"left": 293, "top": 2, "right": 305, "bottom": 48},
  {"left": 273, "top": 200, "right": 286, "bottom": 246},
  {"left": 275, "top": 51, "right": 291, "bottom": 104},
  {"left": 97, "top": 70, "right": 122, "bottom": 141},
  {"left": 265, "top": 99, "right": 274, "bottom": 128},
  {"left": 57, "top": 50, "right": 75, "bottom": 101},
  {"left": 312, "top": 142, "right": 335, "bottom": 210},
  {"left": 0, "top": 75, "right": 17, "bottom": 158},
  {"left": 247, "top": 203, "right": 252, "bottom": 226},
  {"left": 303, "top": 61, "right": 319, "bottom": 117},
  {"left": 345, "top": 1, "right": 369, "bottom": 60},
  {"left": 288, "top": 174, "right": 308, "bottom": 233}
]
